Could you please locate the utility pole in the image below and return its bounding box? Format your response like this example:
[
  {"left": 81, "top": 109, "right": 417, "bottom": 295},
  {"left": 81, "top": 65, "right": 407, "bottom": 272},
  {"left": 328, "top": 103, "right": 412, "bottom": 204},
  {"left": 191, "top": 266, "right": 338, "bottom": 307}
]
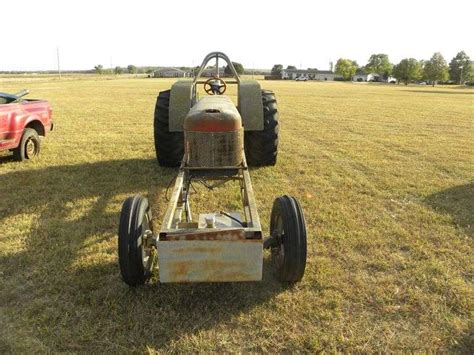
[{"left": 56, "top": 47, "right": 61, "bottom": 80}]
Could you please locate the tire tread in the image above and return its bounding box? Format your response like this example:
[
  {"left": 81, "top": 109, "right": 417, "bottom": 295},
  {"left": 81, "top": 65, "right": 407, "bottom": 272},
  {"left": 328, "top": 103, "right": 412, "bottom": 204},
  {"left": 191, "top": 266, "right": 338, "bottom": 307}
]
[
  {"left": 244, "top": 90, "right": 279, "bottom": 166},
  {"left": 154, "top": 90, "right": 184, "bottom": 167}
]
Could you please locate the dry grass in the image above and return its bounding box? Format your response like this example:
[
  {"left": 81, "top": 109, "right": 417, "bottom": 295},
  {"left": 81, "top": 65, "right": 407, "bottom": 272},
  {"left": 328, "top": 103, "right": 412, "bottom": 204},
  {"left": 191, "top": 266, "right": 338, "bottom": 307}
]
[{"left": 0, "top": 78, "right": 472, "bottom": 352}]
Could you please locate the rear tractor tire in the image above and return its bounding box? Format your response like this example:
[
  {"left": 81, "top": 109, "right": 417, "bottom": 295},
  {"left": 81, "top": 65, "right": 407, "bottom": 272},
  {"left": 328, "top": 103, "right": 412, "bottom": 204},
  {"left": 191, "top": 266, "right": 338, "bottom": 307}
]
[
  {"left": 270, "top": 195, "right": 307, "bottom": 283},
  {"left": 154, "top": 90, "right": 184, "bottom": 167},
  {"left": 118, "top": 195, "right": 155, "bottom": 286},
  {"left": 244, "top": 90, "right": 279, "bottom": 166}
]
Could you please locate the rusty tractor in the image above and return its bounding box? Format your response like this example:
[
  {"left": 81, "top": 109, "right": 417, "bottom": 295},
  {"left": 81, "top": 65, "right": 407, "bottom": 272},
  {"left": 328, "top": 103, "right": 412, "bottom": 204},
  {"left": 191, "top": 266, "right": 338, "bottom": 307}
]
[{"left": 118, "top": 52, "right": 307, "bottom": 285}]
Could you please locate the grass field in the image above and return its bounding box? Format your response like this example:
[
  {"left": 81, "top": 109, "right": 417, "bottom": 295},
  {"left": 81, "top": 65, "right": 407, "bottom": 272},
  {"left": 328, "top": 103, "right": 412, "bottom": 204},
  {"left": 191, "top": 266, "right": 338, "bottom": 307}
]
[{"left": 0, "top": 78, "right": 472, "bottom": 352}]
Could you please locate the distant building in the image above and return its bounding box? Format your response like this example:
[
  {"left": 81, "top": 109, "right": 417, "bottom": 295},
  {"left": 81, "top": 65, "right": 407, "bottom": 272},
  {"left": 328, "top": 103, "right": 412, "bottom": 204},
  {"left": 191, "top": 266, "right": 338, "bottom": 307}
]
[
  {"left": 281, "top": 69, "right": 335, "bottom": 80},
  {"left": 153, "top": 67, "right": 189, "bottom": 78},
  {"left": 201, "top": 66, "right": 228, "bottom": 77},
  {"left": 352, "top": 73, "right": 397, "bottom": 83},
  {"left": 352, "top": 73, "right": 369, "bottom": 82}
]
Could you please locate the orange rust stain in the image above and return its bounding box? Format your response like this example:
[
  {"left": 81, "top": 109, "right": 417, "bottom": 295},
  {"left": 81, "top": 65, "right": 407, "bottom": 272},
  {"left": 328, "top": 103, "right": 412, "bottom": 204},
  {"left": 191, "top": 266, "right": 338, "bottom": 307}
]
[
  {"left": 165, "top": 229, "right": 246, "bottom": 241},
  {"left": 170, "top": 262, "right": 190, "bottom": 278},
  {"left": 168, "top": 260, "right": 254, "bottom": 281},
  {"left": 174, "top": 247, "right": 220, "bottom": 254}
]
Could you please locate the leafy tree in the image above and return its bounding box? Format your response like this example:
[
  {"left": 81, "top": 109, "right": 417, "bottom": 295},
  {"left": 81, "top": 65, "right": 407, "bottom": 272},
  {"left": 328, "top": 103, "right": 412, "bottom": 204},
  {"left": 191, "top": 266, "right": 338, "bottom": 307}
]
[
  {"left": 94, "top": 64, "right": 103, "bottom": 75},
  {"left": 271, "top": 64, "right": 283, "bottom": 76},
  {"left": 224, "top": 62, "right": 244, "bottom": 75},
  {"left": 114, "top": 66, "right": 123, "bottom": 75},
  {"left": 127, "top": 65, "right": 137, "bottom": 74},
  {"left": 335, "top": 58, "right": 358, "bottom": 81},
  {"left": 287, "top": 65, "right": 296, "bottom": 70},
  {"left": 365, "top": 54, "right": 393, "bottom": 78},
  {"left": 393, "top": 58, "right": 422, "bottom": 85},
  {"left": 449, "top": 51, "right": 472, "bottom": 84},
  {"left": 424, "top": 52, "right": 449, "bottom": 86},
  {"left": 392, "top": 64, "right": 400, "bottom": 84}
]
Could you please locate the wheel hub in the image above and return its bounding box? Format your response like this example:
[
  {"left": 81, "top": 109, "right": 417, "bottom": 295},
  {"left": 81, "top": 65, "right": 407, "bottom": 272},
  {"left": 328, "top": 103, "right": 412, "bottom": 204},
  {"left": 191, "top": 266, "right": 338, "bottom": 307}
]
[{"left": 25, "top": 138, "right": 37, "bottom": 158}]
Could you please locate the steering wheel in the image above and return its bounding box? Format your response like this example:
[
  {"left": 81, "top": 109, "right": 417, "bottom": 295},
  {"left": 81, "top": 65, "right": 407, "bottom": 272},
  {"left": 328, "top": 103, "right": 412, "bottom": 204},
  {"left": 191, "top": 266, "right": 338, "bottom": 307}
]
[{"left": 204, "top": 77, "right": 227, "bottom": 95}]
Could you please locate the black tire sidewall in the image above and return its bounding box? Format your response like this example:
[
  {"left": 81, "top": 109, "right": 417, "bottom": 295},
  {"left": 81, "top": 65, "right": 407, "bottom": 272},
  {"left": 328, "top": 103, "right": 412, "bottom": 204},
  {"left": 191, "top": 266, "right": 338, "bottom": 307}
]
[
  {"left": 270, "top": 195, "right": 307, "bottom": 283},
  {"left": 154, "top": 90, "right": 184, "bottom": 167},
  {"left": 118, "top": 195, "right": 152, "bottom": 286},
  {"left": 244, "top": 90, "right": 279, "bottom": 166},
  {"left": 14, "top": 128, "right": 40, "bottom": 161}
]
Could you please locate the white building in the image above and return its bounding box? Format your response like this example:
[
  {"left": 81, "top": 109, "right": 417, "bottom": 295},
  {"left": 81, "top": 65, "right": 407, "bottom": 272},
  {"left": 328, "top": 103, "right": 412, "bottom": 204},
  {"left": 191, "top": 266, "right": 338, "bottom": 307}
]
[
  {"left": 352, "top": 73, "right": 397, "bottom": 83},
  {"left": 153, "top": 68, "right": 189, "bottom": 78},
  {"left": 281, "top": 69, "right": 335, "bottom": 80},
  {"left": 201, "top": 66, "right": 228, "bottom": 77}
]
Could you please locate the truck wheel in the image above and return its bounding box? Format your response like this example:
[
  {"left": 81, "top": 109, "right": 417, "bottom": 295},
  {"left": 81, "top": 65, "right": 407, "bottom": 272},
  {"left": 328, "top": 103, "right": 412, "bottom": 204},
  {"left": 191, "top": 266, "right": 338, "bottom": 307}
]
[
  {"left": 118, "top": 195, "right": 155, "bottom": 286},
  {"left": 154, "top": 90, "right": 184, "bottom": 167},
  {"left": 244, "top": 90, "right": 279, "bottom": 166},
  {"left": 270, "top": 195, "right": 307, "bottom": 283},
  {"left": 13, "top": 128, "right": 41, "bottom": 161}
]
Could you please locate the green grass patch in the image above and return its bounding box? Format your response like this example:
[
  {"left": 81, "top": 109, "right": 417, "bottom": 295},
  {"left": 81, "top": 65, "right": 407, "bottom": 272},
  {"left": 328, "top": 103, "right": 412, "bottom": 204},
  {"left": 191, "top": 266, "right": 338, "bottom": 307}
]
[{"left": 0, "top": 78, "right": 472, "bottom": 351}]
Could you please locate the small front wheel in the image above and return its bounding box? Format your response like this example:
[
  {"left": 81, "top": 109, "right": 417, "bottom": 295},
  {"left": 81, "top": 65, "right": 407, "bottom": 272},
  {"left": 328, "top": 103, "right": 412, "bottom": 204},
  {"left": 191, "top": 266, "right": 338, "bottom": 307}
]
[
  {"left": 118, "top": 195, "right": 155, "bottom": 286},
  {"left": 13, "top": 128, "right": 41, "bottom": 161},
  {"left": 270, "top": 195, "right": 307, "bottom": 283}
]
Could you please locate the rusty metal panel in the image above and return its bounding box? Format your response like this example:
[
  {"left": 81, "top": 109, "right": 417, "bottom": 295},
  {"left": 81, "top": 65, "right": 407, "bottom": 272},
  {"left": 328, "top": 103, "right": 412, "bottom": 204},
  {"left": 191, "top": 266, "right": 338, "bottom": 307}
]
[
  {"left": 238, "top": 80, "right": 263, "bottom": 131},
  {"left": 184, "top": 96, "right": 243, "bottom": 167},
  {"left": 169, "top": 80, "right": 194, "bottom": 132},
  {"left": 185, "top": 129, "right": 243, "bottom": 167},
  {"left": 164, "top": 228, "right": 246, "bottom": 241},
  {"left": 185, "top": 96, "right": 240, "bottom": 124},
  {"left": 157, "top": 239, "right": 263, "bottom": 282}
]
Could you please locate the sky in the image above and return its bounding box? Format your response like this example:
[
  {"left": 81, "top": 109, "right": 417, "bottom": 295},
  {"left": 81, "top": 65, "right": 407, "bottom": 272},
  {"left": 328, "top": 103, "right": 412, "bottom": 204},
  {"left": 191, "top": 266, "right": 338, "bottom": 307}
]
[{"left": 2, "top": 0, "right": 473, "bottom": 71}]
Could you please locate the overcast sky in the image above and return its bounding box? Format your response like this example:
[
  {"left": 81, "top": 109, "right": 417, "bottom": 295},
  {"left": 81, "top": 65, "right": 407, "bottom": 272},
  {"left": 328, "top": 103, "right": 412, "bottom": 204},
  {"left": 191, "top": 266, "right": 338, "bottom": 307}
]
[{"left": 2, "top": 0, "right": 473, "bottom": 71}]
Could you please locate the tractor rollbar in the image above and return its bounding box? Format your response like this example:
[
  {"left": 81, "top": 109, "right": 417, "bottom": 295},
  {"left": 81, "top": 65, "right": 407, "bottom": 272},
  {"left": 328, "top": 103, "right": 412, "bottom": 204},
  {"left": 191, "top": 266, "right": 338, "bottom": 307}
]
[{"left": 193, "top": 52, "right": 241, "bottom": 83}]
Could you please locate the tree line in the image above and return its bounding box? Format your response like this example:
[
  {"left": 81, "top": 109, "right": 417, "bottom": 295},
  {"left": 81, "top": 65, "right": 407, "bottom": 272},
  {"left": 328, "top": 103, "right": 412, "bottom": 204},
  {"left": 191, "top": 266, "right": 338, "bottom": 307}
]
[
  {"left": 93, "top": 64, "right": 151, "bottom": 75},
  {"left": 269, "top": 51, "right": 472, "bottom": 86},
  {"left": 334, "top": 51, "right": 472, "bottom": 86},
  {"left": 93, "top": 62, "right": 245, "bottom": 76}
]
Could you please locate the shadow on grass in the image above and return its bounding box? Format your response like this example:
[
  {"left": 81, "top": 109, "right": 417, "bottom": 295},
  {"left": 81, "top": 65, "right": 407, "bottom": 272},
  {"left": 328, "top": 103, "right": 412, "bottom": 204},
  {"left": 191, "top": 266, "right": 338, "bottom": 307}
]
[
  {"left": 425, "top": 183, "right": 473, "bottom": 238},
  {"left": 404, "top": 90, "right": 474, "bottom": 95},
  {"left": 0, "top": 159, "right": 287, "bottom": 351},
  {"left": 0, "top": 153, "right": 15, "bottom": 163}
]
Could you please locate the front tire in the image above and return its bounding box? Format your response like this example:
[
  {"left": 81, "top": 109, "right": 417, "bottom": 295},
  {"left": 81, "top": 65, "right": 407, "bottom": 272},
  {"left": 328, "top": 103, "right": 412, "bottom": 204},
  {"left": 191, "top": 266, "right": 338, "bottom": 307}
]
[
  {"left": 154, "top": 90, "right": 184, "bottom": 167},
  {"left": 270, "top": 195, "right": 307, "bottom": 283},
  {"left": 13, "top": 128, "right": 41, "bottom": 161},
  {"left": 118, "top": 195, "right": 155, "bottom": 286},
  {"left": 244, "top": 90, "right": 279, "bottom": 166}
]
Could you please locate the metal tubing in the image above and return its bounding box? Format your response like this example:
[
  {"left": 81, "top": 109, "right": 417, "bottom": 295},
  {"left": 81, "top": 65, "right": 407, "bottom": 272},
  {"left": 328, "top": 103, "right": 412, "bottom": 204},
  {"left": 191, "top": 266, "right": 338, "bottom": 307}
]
[{"left": 193, "top": 52, "right": 241, "bottom": 84}]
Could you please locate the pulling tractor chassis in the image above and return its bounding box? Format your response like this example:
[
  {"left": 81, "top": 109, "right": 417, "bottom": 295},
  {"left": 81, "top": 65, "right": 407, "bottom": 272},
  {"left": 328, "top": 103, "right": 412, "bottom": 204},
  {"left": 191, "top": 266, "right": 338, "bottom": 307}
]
[{"left": 118, "top": 52, "right": 307, "bottom": 285}]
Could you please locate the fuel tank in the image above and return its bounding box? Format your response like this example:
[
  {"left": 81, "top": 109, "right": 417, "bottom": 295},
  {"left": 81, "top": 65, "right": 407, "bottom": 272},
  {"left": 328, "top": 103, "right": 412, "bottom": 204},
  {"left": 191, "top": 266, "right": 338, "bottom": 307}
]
[{"left": 184, "top": 96, "right": 243, "bottom": 167}]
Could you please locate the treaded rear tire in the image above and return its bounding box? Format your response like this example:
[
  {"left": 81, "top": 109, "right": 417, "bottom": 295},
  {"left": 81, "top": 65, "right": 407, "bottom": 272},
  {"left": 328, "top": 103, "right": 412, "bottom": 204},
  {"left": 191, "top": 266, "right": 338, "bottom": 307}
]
[
  {"left": 154, "top": 90, "right": 184, "bottom": 167},
  {"left": 244, "top": 90, "right": 279, "bottom": 166}
]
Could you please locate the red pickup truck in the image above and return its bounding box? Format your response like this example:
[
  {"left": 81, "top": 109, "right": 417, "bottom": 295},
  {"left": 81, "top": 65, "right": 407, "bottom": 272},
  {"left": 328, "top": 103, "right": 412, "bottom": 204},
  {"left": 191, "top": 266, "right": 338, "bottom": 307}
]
[{"left": 0, "top": 90, "right": 53, "bottom": 160}]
